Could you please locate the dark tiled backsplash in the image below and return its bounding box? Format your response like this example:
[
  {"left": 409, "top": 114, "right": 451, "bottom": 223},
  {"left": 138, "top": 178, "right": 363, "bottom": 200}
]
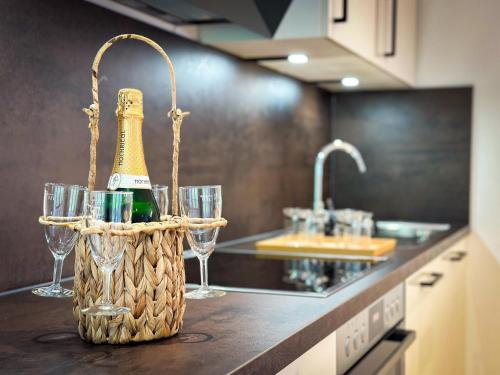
[
  {"left": 0, "top": 0, "right": 330, "bottom": 291},
  {"left": 331, "top": 88, "right": 471, "bottom": 224}
]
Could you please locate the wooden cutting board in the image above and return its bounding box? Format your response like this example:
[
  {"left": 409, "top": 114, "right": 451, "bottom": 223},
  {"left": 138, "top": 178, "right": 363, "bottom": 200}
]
[{"left": 255, "top": 234, "right": 396, "bottom": 257}]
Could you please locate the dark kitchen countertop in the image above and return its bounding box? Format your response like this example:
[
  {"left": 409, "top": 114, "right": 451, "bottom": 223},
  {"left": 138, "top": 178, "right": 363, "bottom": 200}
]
[{"left": 0, "top": 225, "right": 469, "bottom": 375}]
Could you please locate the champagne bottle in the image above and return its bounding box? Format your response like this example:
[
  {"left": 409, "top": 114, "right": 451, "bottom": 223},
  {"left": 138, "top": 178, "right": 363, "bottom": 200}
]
[{"left": 107, "top": 88, "right": 160, "bottom": 223}]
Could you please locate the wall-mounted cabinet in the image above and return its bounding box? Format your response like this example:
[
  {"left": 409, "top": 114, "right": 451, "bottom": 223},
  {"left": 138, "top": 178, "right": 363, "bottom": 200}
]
[
  {"left": 329, "top": 0, "right": 416, "bottom": 86},
  {"left": 199, "top": 0, "right": 416, "bottom": 91}
]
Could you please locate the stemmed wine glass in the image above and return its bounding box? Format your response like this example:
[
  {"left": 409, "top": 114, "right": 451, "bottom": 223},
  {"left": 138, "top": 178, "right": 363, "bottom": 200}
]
[
  {"left": 33, "top": 183, "right": 87, "bottom": 298},
  {"left": 152, "top": 184, "right": 169, "bottom": 219},
  {"left": 81, "top": 191, "right": 133, "bottom": 316},
  {"left": 179, "top": 185, "right": 225, "bottom": 299}
]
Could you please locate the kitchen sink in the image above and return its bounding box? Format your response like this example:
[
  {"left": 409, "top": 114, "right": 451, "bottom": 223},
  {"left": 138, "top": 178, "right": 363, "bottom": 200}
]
[{"left": 376, "top": 221, "right": 450, "bottom": 240}]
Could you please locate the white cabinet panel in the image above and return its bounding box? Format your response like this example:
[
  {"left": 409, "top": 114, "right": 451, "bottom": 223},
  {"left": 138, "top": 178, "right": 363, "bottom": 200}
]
[
  {"left": 329, "top": 0, "right": 416, "bottom": 85},
  {"left": 329, "top": 0, "right": 378, "bottom": 61},
  {"left": 278, "top": 331, "right": 336, "bottom": 375},
  {"left": 405, "top": 238, "right": 468, "bottom": 375},
  {"left": 382, "top": 0, "right": 417, "bottom": 84}
]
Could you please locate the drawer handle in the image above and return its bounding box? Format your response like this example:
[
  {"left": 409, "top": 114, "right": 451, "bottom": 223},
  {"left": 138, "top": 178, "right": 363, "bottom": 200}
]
[
  {"left": 447, "top": 251, "right": 467, "bottom": 262},
  {"left": 333, "top": 0, "right": 348, "bottom": 23},
  {"left": 419, "top": 272, "right": 443, "bottom": 287},
  {"left": 384, "top": 0, "right": 398, "bottom": 57}
]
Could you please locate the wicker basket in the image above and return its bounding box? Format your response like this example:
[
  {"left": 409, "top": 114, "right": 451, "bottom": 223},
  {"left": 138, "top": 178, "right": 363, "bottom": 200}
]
[{"left": 50, "top": 34, "right": 227, "bottom": 344}]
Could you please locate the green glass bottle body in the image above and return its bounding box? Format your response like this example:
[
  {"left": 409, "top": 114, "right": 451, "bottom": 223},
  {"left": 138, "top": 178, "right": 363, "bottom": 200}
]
[
  {"left": 107, "top": 88, "right": 160, "bottom": 223},
  {"left": 115, "top": 188, "right": 159, "bottom": 223}
]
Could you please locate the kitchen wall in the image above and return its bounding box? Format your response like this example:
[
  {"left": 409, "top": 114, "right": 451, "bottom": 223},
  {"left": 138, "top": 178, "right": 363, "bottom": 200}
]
[
  {"left": 330, "top": 87, "right": 471, "bottom": 224},
  {"left": 0, "top": 0, "right": 330, "bottom": 292},
  {"left": 417, "top": 2, "right": 500, "bottom": 374},
  {"left": 416, "top": 0, "right": 500, "bottom": 261},
  {"left": 466, "top": 234, "right": 500, "bottom": 375}
]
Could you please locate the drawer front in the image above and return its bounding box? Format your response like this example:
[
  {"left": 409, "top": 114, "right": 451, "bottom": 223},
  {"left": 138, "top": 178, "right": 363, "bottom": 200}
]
[
  {"left": 405, "top": 236, "right": 469, "bottom": 375},
  {"left": 405, "top": 254, "right": 447, "bottom": 316}
]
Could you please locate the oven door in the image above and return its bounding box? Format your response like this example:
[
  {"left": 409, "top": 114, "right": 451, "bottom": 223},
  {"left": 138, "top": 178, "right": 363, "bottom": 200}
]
[{"left": 346, "top": 328, "right": 416, "bottom": 375}]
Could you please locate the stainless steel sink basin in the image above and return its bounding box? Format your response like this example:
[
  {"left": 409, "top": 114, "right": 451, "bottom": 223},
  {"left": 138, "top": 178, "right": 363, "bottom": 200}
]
[{"left": 376, "top": 221, "right": 450, "bottom": 239}]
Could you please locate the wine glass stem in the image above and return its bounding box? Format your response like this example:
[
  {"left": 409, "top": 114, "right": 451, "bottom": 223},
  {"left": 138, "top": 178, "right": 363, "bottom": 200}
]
[
  {"left": 199, "top": 257, "right": 209, "bottom": 290},
  {"left": 52, "top": 255, "right": 65, "bottom": 290},
  {"left": 102, "top": 269, "right": 112, "bottom": 305}
]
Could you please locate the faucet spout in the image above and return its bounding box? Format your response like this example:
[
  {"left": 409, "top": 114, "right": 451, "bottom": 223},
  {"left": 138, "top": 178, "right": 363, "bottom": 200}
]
[{"left": 313, "top": 139, "right": 366, "bottom": 212}]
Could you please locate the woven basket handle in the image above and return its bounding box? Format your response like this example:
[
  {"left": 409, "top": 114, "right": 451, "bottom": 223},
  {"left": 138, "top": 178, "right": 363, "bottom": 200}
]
[{"left": 83, "top": 34, "right": 189, "bottom": 216}]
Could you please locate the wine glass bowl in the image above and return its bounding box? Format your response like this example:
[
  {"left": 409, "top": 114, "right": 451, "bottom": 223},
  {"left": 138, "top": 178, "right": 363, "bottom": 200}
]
[
  {"left": 81, "top": 191, "right": 133, "bottom": 316},
  {"left": 44, "top": 219, "right": 81, "bottom": 258},
  {"left": 180, "top": 185, "right": 225, "bottom": 299},
  {"left": 187, "top": 226, "right": 219, "bottom": 257},
  {"left": 152, "top": 184, "right": 169, "bottom": 219},
  {"left": 88, "top": 222, "right": 131, "bottom": 272},
  {"left": 32, "top": 183, "right": 87, "bottom": 298}
]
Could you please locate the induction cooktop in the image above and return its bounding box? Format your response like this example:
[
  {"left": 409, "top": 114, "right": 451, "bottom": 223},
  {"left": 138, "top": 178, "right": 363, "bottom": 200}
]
[{"left": 184, "top": 232, "right": 391, "bottom": 298}]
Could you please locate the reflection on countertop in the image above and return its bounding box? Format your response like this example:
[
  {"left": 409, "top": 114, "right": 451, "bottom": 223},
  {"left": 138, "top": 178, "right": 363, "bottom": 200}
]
[{"left": 185, "top": 227, "right": 450, "bottom": 298}]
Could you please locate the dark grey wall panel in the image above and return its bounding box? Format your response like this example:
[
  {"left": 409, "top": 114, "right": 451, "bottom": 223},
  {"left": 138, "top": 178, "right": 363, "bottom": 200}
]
[
  {"left": 330, "top": 88, "right": 471, "bottom": 224},
  {"left": 0, "top": 0, "right": 330, "bottom": 291}
]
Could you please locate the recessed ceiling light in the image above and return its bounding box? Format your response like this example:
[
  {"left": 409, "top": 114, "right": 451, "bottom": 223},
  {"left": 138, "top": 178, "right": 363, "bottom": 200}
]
[
  {"left": 287, "top": 53, "right": 309, "bottom": 64},
  {"left": 341, "top": 77, "right": 360, "bottom": 87}
]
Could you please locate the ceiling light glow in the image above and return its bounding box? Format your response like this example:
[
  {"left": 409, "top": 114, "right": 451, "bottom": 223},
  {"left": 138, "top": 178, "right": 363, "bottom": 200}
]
[
  {"left": 341, "top": 77, "right": 360, "bottom": 87},
  {"left": 287, "top": 53, "right": 309, "bottom": 64}
]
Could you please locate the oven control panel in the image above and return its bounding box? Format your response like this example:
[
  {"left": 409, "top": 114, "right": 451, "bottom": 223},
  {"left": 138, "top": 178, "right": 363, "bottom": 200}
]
[{"left": 336, "top": 283, "right": 404, "bottom": 374}]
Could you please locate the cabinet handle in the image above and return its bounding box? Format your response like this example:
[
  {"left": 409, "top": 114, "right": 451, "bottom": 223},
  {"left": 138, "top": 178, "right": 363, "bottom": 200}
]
[
  {"left": 447, "top": 251, "right": 467, "bottom": 262},
  {"left": 333, "top": 0, "right": 348, "bottom": 23},
  {"left": 384, "top": 0, "right": 397, "bottom": 56},
  {"left": 419, "top": 272, "right": 443, "bottom": 287}
]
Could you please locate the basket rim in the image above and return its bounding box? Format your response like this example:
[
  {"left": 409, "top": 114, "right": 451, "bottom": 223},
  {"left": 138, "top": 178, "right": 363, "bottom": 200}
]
[{"left": 39, "top": 215, "right": 228, "bottom": 235}]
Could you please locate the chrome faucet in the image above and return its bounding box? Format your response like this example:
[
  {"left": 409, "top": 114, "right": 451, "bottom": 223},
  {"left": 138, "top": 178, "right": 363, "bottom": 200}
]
[{"left": 313, "top": 139, "right": 367, "bottom": 212}]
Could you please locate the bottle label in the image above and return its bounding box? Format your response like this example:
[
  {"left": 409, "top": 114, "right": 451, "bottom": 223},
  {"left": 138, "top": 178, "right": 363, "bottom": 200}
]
[{"left": 107, "top": 173, "right": 151, "bottom": 190}]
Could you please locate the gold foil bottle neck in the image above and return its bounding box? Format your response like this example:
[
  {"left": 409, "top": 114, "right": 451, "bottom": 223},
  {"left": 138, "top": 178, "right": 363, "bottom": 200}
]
[
  {"left": 116, "top": 88, "right": 144, "bottom": 118},
  {"left": 111, "top": 88, "right": 149, "bottom": 181}
]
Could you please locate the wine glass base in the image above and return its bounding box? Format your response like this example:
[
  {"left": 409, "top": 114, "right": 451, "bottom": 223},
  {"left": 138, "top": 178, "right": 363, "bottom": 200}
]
[
  {"left": 32, "top": 285, "right": 73, "bottom": 298},
  {"left": 186, "top": 287, "right": 226, "bottom": 299},
  {"left": 81, "top": 304, "right": 131, "bottom": 316}
]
